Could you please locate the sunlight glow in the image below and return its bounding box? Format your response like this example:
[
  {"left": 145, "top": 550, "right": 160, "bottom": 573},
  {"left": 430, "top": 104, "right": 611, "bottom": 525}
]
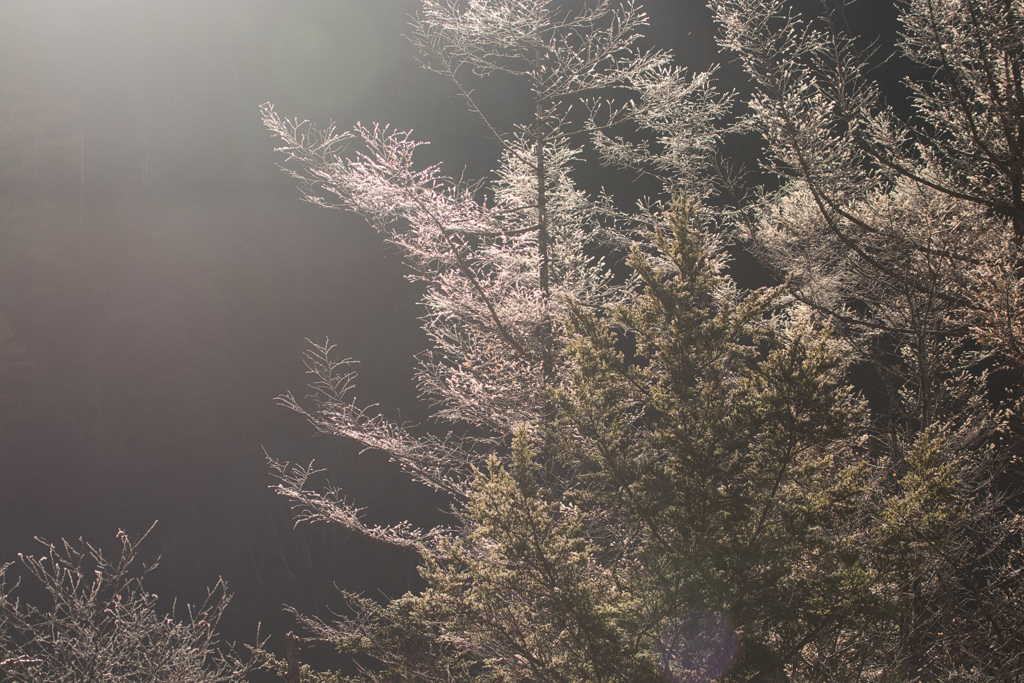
[{"left": 271, "top": 1, "right": 381, "bottom": 111}]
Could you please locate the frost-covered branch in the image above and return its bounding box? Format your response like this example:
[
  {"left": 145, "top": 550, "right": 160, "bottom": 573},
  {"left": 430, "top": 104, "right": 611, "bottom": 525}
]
[
  {"left": 266, "top": 458, "right": 453, "bottom": 555},
  {"left": 0, "top": 527, "right": 256, "bottom": 682},
  {"left": 711, "top": 0, "right": 1024, "bottom": 373}
]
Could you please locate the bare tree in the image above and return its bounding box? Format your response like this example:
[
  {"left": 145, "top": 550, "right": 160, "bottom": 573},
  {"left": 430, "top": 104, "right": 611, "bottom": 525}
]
[{"left": 0, "top": 526, "right": 255, "bottom": 683}]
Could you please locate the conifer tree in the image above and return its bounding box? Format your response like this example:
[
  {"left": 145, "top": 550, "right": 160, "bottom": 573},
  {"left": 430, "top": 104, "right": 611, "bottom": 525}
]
[
  {"left": 550, "top": 200, "right": 877, "bottom": 681},
  {"left": 259, "top": 0, "right": 1024, "bottom": 679},
  {"left": 270, "top": 200, "right": 874, "bottom": 683},
  {"left": 710, "top": 0, "right": 1024, "bottom": 676},
  {"left": 261, "top": 0, "right": 731, "bottom": 552}
]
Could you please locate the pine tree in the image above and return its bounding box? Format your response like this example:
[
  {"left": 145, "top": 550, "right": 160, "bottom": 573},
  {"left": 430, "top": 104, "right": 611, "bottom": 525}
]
[{"left": 550, "top": 199, "right": 878, "bottom": 682}]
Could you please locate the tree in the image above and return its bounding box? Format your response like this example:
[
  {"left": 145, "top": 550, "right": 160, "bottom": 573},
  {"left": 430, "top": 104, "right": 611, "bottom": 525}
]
[
  {"left": 259, "top": 0, "right": 1024, "bottom": 680},
  {"left": 709, "top": 0, "right": 1024, "bottom": 677},
  {"left": 550, "top": 201, "right": 879, "bottom": 682},
  {"left": 269, "top": 201, "right": 876, "bottom": 683},
  {"left": 260, "top": 0, "right": 731, "bottom": 550},
  {"left": 0, "top": 526, "right": 255, "bottom": 683},
  {"left": 711, "top": 0, "right": 1024, "bottom": 366}
]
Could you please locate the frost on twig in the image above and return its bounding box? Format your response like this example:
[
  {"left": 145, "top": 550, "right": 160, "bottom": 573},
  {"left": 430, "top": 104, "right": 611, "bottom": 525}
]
[
  {"left": 0, "top": 525, "right": 256, "bottom": 682},
  {"left": 266, "top": 457, "right": 453, "bottom": 555},
  {"left": 261, "top": 0, "right": 731, "bottom": 558}
]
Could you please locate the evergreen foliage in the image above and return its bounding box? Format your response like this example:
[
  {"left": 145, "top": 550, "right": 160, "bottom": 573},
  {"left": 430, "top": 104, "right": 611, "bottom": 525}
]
[
  {"left": 270, "top": 202, "right": 877, "bottom": 682},
  {"left": 259, "top": 0, "right": 1024, "bottom": 680},
  {"left": 551, "top": 201, "right": 875, "bottom": 681},
  {"left": 260, "top": 0, "right": 731, "bottom": 554},
  {"left": 711, "top": 0, "right": 1024, "bottom": 675}
]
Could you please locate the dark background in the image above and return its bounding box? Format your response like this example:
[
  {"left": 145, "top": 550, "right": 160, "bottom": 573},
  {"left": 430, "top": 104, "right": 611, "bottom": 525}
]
[{"left": 0, "top": 0, "right": 898, "bottom": 666}]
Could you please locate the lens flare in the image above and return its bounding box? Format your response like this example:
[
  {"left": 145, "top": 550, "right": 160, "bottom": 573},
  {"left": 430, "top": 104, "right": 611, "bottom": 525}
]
[
  {"left": 271, "top": 1, "right": 381, "bottom": 111},
  {"left": 659, "top": 611, "right": 737, "bottom": 683}
]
